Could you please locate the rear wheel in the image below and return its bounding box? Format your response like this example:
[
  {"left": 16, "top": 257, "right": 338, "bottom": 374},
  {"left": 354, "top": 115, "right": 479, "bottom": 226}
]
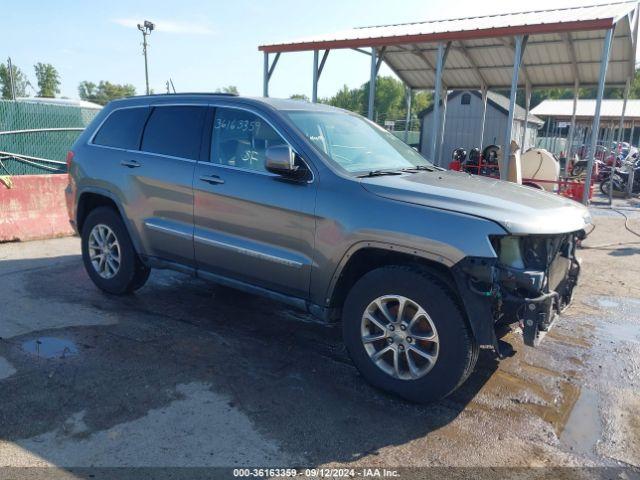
[
  {"left": 342, "top": 265, "right": 478, "bottom": 403},
  {"left": 81, "top": 207, "right": 150, "bottom": 294}
]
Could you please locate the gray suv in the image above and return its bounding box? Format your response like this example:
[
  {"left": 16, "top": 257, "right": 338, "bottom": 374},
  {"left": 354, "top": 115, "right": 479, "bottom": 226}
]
[{"left": 66, "top": 94, "right": 591, "bottom": 402}]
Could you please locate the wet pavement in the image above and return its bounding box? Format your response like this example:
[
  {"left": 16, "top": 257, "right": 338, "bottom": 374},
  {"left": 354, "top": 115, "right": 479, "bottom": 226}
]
[{"left": 0, "top": 202, "right": 639, "bottom": 470}]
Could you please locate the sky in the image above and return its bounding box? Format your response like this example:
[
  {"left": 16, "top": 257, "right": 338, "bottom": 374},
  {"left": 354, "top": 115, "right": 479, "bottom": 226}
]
[{"left": 2, "top": 0, "right": 627, "bottom": 100}]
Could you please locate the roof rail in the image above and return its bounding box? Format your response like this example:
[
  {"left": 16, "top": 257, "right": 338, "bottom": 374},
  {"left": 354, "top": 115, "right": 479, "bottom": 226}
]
[{"left": 137, "top": 92, "right": 240, "bottom": 98}]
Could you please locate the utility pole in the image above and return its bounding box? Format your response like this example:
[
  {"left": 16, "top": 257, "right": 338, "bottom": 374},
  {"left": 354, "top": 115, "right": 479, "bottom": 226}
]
[{"left": 137, "top": 20, "right": 155, "bottom": 95}]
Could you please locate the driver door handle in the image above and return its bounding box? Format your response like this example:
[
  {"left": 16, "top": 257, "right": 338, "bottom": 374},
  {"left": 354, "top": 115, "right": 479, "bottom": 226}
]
[
  {"left": 200, "top": 174, "right": 225, "bottom": 185},
  {"left": 121, "top": 160, "right": 141, "bottom": 168}
]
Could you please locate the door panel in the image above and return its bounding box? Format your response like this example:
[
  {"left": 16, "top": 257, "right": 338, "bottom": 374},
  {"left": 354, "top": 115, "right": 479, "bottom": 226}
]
[
  {"left": 128, "top": 151, "right": 196, "bottom": 266},
  {"left": 193, "top": 107, "right": 316, "bottom": 297},
  {"left": 128, "top": 105, "right": 207, "bottom": 266}
]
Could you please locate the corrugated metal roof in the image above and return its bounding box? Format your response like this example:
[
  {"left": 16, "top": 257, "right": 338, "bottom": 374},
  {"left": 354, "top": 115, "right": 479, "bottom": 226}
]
[
  {"left": 531, "top": 98, "right": 640, "bottom": 120},
  {"left": 259, "top": 2, "right": 638, "bottom": 89}
]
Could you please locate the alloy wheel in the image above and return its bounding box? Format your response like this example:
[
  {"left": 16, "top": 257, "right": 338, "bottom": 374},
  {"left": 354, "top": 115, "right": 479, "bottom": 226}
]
[
  {"left": 361, "top": 295, "right": 439, "bottom": 380},
  {"left": 88, "top": 224, "right": 121, "bottom": 279}
]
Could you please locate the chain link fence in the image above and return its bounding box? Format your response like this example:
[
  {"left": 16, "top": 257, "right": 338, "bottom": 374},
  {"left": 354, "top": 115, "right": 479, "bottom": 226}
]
[
  {"left": 377, "top": 118, "right": 422, "bottom": 147},
  {"left": 0, "top": 99, "right": 101, "bottom": 175}
]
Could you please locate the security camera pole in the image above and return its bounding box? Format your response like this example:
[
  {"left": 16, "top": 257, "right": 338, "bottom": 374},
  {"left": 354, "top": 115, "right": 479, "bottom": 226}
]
[{"left": 137, "top": 20, "right": 155, "bottom": 95}]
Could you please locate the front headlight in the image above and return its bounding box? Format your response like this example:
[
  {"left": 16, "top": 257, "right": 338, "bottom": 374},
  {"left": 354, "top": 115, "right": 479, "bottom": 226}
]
[{"left": 490, "top": 235, "right": 524, "bottom": 269}]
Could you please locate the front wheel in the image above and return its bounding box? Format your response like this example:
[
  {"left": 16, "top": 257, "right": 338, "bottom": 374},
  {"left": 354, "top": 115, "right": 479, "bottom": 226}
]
[
  {"left": 81, "top": 207, "right": 150, "bottom": 295},
  {"left": 600, "top": 178, "right": 625, "bottom": 196},
  {"left": 342, "top": 265, "right": 478, "bottom": 403}
]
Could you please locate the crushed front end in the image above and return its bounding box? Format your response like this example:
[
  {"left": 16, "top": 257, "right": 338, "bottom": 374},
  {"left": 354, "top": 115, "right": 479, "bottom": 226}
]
[
  {"left": 492, "top": 233, "right": 583, "bottom": 346},
  {"left": 453, "top": 230, "right": 585, "bottom": 353}
]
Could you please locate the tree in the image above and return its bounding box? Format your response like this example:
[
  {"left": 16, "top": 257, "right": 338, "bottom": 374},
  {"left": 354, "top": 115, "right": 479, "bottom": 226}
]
[
  {"left": 0, "top": 63, "right": 30, "bottom": 99},
  {"left": 325, "top": 84, "right": 364, "bottom": 113},
  {"left": 78, "top": 80, "right": 136, "bottom": 105},
  {"left": 216, "top": 85, "right": 239, "bottom": 95},
  {"left": 411, "top": 91, "right": 432, "bottom": 116},
  {"left": 362, "top": 76, "right": 406, "bottom": 121},
  {"left": 289, "top": 93, "right": 310, "bottom": 101},
  {"left": 34, "top": 62, "right": 60, "bottom": 98}
]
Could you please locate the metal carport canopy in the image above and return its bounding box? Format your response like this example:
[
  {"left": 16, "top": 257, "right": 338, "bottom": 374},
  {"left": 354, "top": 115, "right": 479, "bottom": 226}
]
[
  {"left": 258, "top": 2, "right": 638, "bottom": 89},
  {"left": 532, "top": 98, "right": 640, "bottom": 120}
]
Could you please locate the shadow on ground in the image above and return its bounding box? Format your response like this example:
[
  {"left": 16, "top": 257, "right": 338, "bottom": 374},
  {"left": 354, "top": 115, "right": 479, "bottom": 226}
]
[{"left": 0, "top": 254, "right": 498, "bottom": 466}]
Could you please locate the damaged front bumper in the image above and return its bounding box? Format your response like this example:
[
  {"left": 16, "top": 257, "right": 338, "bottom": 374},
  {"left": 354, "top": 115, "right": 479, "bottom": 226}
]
[{"left": 452, "top": 231, "right": 583, "bottom": 354}]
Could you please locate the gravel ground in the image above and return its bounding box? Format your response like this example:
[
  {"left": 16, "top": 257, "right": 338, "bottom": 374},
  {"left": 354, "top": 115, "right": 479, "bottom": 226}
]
[{"left": 0, "top": 201, "right": 638, "bottom": 474}]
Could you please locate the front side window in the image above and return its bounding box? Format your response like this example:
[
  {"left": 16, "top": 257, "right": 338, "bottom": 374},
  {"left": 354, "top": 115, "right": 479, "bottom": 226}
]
[
  {"left": 286, "top": 111, "right": 432, "bottom": 173},
  {"left": 210, "top": 108, "right": 287, "bottom": 172},
  {"left": 141, "top": 106, "right": 206, "bottom": 160},
  {"left": 93, "top": 107, "right": 149, "bottom": 150}
]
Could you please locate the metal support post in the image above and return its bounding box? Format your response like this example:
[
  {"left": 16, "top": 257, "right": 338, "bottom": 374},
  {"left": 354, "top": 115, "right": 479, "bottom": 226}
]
[
  {"left": 431, "top": 42, "right": 449, "bottom": 164},
  {"left": 312, "top": 50, "right": 319, "bottom": 103},
  {"left": 479, "top": 85, "right": 488, "bottom": 149},
  {"left": 584, "top": 28, "right": 614, "bottom": 205},
  {"left": 619, "top": 79, "right": 631, "bottom": 199},
  {"left": 368, "top": 48, "right": 377, "bottom": 120},
  {"left": 404, "top": 87, "right": 412, "bottom": 143},
  {"left": 263, "top": 52, "right": 269, "bottom": 97},
  {"left": 502, "top": 34, "right": 524, "bottom": 181},
  {"left": 437, "top": 86, "right": 448, "bottom": 163},
  {"left": 520, "top": 82, "right": 532, "bottom": 151},
  {"left": 566, "top": 79, "right": 580, "bottom": 172}
]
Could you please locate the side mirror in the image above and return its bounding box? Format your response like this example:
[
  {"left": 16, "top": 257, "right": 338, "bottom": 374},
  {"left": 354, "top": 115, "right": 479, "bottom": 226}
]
[{"left": 265, "top": 145, "right": 299, "bottom": 176}]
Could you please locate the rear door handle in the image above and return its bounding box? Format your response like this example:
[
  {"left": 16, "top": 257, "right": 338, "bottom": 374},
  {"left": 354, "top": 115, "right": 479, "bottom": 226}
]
[
  {"left": 121, "top": 160, "right": 141, "bottom": 168},
  {"left": 200, "top": 174, "right": 225, "bottom": 185}
]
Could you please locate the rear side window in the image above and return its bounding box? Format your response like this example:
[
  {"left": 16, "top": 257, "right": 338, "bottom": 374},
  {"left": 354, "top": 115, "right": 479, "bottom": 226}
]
[
  {"left": 141, "top": 106, "right": 206, "bottom": 160},
  {"left": 93, "top": 107, "right": 149, "bottom": 150}
]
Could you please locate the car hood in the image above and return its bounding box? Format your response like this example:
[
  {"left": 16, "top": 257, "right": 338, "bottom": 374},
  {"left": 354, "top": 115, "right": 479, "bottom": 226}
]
[{"left": 359, "top": 170, "right": 592, "bottom": 235}]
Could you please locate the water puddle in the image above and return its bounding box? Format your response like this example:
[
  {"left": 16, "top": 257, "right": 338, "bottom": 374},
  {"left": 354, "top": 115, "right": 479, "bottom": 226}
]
[
  {"left": 601, "top": 322, "right": 640, "bottom": 344},
  {"left": 591, "top": 295, "right": 640, "bottom": 318},
  {"left": 596, "top": 298, "right": 620, "bottom": 309},
  {"left": 21, "top": 337, "right": 78, "bottom": 359},
  {"left": 560, "top": 387, "right": 602, "bottom": 456},
  {"left": 473, "top": 369, "right": 580, "bottom": 436}
]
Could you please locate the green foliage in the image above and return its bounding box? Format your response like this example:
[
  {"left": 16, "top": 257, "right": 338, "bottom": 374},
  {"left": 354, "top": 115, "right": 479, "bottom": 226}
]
[
  {"left": 0, "top": 63, "right": 30, "bottom": 99},
  {"left": 289, "top": 93, "right": 310, "bottom": 101},
  {"left": 362, "top": 76, "right": 406, "bottom": 120},
  {"left": 324, "top": 84, "right": 364, "bottom": 113},
  {"left": 216, "top": 85, "right": 239, "bottom": 95},
  {"left": 321, "top": 77, "right": 432, "bottom": 125},
  {"left": 34, "top": 62, "right": 60, "bottom": 98},
  {"left": 78, "top": 81, "right": 136, "bottom": 105},
  {"left": 411, "top": 91, "right": 432, "bottom": 117}
]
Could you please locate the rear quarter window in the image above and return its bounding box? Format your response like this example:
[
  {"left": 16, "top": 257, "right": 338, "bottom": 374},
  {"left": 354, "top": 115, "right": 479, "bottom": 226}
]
[
  {"left": 141, "top": 106, "right": 207, "bottom": 160},
  {"left": 92, "top": 107, "right": 149, "bottom": 150}
]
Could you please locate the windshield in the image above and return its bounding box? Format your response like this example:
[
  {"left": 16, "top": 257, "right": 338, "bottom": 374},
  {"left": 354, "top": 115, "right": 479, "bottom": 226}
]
[{"left": 285, "top": 111, "right": 432, "bottom": 174}]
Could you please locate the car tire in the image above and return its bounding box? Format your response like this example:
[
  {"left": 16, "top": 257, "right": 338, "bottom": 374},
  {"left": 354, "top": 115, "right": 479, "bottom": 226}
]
[
  {"left": 81, "top": 207, "right": 150, "bottom": 295},
  {"left": 342, "top": 265, "right": 477, "bottom": 403}
]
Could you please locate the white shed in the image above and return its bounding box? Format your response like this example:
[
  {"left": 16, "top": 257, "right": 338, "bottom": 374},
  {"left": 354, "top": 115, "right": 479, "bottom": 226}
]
[{"left": 419, "top": 90, "right": 544, "bottom": 164}]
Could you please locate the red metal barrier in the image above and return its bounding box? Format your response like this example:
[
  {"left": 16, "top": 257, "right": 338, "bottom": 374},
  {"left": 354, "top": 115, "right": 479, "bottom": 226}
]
[{"left": 0, "top": 174, "right": 73, "bottom": 242}]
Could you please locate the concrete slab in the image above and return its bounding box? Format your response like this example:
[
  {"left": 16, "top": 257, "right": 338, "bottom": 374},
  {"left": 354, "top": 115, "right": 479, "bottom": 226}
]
[{"left": 0, "top": 212, "right": 638, "bottom": 469}]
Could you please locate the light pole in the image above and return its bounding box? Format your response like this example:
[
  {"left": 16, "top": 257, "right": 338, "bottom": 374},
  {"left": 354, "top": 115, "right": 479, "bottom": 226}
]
[{"left": 137, "top": 20, "right": 154, "bottom": 95}]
